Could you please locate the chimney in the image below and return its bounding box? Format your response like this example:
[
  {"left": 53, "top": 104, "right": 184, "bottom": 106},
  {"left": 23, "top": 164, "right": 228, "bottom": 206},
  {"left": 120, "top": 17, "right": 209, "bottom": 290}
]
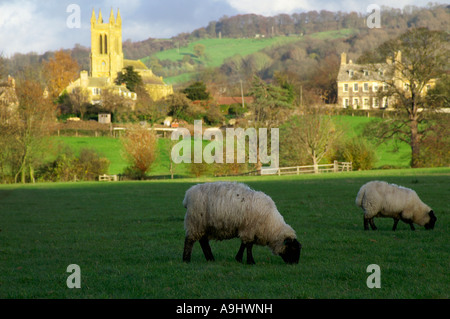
[
  {"left": 80, "top": 71, "right": 89, "bottom": 87},
  {"left": 394, "top": 50, "right": 401, "bottom": 64},
  {"left": 341, "top": 52, "right": 347, "bottom": 65}
]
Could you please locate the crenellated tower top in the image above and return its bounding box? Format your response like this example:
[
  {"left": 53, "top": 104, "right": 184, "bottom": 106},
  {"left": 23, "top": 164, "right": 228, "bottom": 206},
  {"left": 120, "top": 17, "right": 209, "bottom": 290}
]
[{"left": 90, "top": 8, "right": 124, "bottom": 80}]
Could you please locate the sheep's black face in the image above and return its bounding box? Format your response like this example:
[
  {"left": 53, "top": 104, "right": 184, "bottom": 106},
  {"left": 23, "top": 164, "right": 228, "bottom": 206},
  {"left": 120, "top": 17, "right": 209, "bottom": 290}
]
[
  {"left": 425, "top": 210, "right": 437, "bottom": 230},
  {"left": 280, "top": 238, "right": 301, "bottom": 264}
]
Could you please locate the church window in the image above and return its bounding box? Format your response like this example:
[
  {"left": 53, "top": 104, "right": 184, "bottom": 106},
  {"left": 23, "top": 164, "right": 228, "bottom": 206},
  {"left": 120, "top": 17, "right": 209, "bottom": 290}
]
[
  {"left": 104, "top": 35, "right": 108, "bottom": 54},
  {"left": 99, "top": 35, "right": 103, "bottom": 54}
]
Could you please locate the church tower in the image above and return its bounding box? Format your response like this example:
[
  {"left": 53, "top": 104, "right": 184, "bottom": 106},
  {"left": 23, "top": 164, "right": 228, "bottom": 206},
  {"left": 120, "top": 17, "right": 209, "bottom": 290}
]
[{"left": 90, "top": 8, "right": 123, "bottom": 80}]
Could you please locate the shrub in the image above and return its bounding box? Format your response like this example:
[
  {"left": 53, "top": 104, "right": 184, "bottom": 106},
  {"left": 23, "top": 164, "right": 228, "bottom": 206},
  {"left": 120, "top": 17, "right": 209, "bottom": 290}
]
[
  {"left": 332, "top": 137, "right": 377, "bottom": 170},
  {"left": 37, "top": 148, "right": 109, "bottom": 182},
  {"left": 204, "top": 105, "right": 225, "bottom": 126},
  {"left": 417, "top": 118, "right": 450, "bottom": 168},
  {"left": 227, "top": 104, "right": 247, "bottom": 117},
  {"left": 75, "top": 148, "right": 110, "bottom": 180},
  {"left": 121, "top": 125, "right": 157, "bottom": 179}
]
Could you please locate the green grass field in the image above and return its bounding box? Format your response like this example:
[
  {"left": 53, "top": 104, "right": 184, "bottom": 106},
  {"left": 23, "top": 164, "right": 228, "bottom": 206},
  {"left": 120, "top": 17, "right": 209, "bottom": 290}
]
[
  {"left": 334, "top": 116, "right": 411, "bottom": 168},
  {"left": 0, "top": 168, "right": 448, "bottom": 298},
  {"left": 142, "top": 29, "right": 357, "bottom": 85},
  {"left": 51, "top": 116, "right": 412, "bottom": 177}
]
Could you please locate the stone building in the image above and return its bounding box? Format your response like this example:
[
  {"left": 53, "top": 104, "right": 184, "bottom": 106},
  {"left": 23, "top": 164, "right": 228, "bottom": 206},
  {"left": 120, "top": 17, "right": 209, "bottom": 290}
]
[
  {"left": 336, "top": 51, "right": 435, "bottom": 109},
  {"left": 0, "top": 76, "right": 19, "bottom": 117},
  {"left": 66, "top": 8, "right": 173, "bottom": 107}
]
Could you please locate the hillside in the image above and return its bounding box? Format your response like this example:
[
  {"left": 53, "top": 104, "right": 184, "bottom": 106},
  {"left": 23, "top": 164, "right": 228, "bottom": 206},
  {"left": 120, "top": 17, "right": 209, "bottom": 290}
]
[
  {"left": 141, "top": 36, "right": 301, "bottom": 85},
  {"left": 3, "top": 5, "right": 448, "bottom": 89},
  {"left": 140, "top": 29, "right": 358, "bottom": 85}
]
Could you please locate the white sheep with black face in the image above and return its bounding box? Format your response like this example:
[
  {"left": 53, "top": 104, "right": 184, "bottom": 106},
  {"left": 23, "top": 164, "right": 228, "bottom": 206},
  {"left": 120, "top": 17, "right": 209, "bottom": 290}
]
[
  {"left": 182, "top": 181, "right": 301, "bottom": 264},
  {"left": 355, "top": 181, "right": 437, "bottom": 231}
]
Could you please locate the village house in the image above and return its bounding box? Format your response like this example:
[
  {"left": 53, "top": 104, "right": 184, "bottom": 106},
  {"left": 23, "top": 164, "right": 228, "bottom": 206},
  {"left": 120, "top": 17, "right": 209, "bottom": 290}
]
[
  {"left": 337, "top": 51, "right": 435, "bottom": 110},
  {"left": 0, "top": 75, "right": 19, "bottom": 117}
]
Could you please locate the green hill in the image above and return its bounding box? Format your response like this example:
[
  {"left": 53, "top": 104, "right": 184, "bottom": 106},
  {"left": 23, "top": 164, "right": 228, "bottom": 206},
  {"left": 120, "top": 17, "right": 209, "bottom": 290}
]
[{"left": 140, "top": 29, "right": 357, "bottom": 85}]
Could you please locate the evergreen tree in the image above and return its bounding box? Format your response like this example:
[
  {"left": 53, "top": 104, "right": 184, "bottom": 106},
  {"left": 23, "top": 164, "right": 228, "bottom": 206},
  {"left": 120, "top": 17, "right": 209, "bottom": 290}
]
[
  {"left": 115, "top": 66, "right": 143, "bottom": 93},
  {"left": 183, "top": 81, "right": 210, "bottom": 101}
]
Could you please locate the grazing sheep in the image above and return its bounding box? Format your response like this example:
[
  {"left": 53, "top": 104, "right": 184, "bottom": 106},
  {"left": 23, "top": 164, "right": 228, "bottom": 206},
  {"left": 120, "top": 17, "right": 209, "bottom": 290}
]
[
  {"left": 355, "top": 181, "right": 436, "bottom": 231},
  {"left": 182, "top": 181, "right": 301, "bottom": 264}
]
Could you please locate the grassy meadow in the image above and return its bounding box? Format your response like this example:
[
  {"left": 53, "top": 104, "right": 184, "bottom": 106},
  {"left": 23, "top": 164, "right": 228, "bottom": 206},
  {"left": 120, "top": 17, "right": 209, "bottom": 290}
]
[
  {"left": 51, "top": 115, "right": 412, "bottom": 177},
  {"left": 141, "top": 29, "right": 357, "bottom": 85},
  {"left": 0, "top": 168, "right": 448, "bottom": 299}
]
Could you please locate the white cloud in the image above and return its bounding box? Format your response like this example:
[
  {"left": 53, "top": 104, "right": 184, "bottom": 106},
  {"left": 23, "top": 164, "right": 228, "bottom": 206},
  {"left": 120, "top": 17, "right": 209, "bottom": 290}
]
[
  {"left": 224, "top": 0, "right": 446, "bottom": 15},
  {"left": 0, "top": 1, "right": 76, "bottom": 56},
  {"left": 225, "top": 0, "right": 311, "bottom": 16},
  {"left": 0, "top": 0, "right": 447, "bottom": 55}
]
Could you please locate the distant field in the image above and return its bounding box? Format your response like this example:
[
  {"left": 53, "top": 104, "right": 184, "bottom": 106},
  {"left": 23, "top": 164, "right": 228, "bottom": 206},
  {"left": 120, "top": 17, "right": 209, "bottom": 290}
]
[
  {"left": 1, "top": 168, "right": 448, "bottom": 298},
  {"left": 142, "top": 29, "right": 357, "bottom": 85},
  {"left": 334, "top": 116, "right": 411, "bottom": 168},
  {"left": 143, "top": 36, "right": 301, "bottom": 68},
  {"left": 52, "top": 116, "right": 412, "bottom": 176},
  {"left": 51, "top": 136, "right": 190, "bottom": 177}
]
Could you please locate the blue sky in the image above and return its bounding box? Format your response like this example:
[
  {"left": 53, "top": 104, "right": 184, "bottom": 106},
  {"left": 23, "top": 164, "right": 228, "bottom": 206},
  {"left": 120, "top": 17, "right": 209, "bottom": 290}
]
[{"left": 0, "top": 0, "right": 446, "bottom": 56}]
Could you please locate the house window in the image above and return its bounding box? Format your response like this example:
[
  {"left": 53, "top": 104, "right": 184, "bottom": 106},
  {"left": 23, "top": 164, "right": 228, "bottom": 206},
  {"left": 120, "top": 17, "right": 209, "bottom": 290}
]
[
  {"left": 353, "top": 83, "right": 358, "bottom": 92},
  {"left": 343, "top": 98, "right": 349, "bottom": 108},
  {"left": 92, "top": 88, "right": 101, "bottom": 95},
  {"left": 363, "top": 98, "right": 369, "bottom": 108},
  {"left": 373, "top": 98, "right": 379, "bottom": 108},
  {"left": 373, "top": 83, "right": 379, "bottom": 92},
  {"left": 363, "top": 83, "right": 369, "bottom": 92},
  {"left": 343, "top": 84, "right": 348, "bottom": 92},
  {"left": 353, "top": 98, "right": 359, "bottom": 107},
  {"left": 364, "top": 70, "right": 369, "bottom": 76},
  {"left": 349, "top": 70, "right": 354, "bottom": 77},
  {"left": 382, "top": 97, "right": 389, "bottom": 108}
]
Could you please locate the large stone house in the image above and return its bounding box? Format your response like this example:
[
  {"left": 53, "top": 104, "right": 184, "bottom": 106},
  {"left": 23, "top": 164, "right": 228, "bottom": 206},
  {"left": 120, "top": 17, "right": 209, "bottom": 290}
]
[
  {"left": 66, "top": 9, "right": 173, "bottom": 106},
  {"left": 337, "top": 51, "right": 435, "bottom": 109},
  {"left": 0, "top": 76, "right": 19, "bottom": 117}
]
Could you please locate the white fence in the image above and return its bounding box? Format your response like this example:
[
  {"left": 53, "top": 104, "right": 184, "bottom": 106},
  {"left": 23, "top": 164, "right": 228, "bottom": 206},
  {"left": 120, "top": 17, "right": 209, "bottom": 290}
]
[{"left": 261, "top": 161, "right": 352, "bottom": 176}]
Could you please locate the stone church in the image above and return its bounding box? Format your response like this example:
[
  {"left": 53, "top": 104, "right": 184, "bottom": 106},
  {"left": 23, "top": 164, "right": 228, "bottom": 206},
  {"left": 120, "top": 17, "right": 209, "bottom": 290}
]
[{"left": 66, "top": 8, "right": 173, "bottom": 105}]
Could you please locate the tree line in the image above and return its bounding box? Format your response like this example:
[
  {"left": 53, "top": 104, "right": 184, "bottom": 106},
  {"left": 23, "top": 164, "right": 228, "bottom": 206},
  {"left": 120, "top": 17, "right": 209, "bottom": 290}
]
[{"left": 1, "top": 5, "right": 448, "bottom": 78}]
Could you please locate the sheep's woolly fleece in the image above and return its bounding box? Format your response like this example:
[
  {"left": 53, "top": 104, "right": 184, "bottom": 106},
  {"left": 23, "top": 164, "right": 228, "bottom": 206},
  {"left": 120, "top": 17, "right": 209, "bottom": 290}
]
[
  {"left": 355, "top": 181, "right": 432, "bottom": 226},
  {"left": 183, "top": 181, "right": 296, "bottom": 255}
]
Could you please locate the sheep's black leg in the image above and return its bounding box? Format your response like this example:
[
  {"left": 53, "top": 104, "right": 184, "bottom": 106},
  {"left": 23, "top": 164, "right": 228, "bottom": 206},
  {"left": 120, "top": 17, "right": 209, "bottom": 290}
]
[
  {"left": 183, "top": 237, "right": 195, "bottom": 263},
  {"left": 400, "top": 216, "right": 416, "bottom": 231},
  {"left": 369, "top": 218, "right": 377, "bottom": 230},
  {"left": 235, "top": 242, "right": 246, "bottom": 263},
  {"left": 364, "top": 216, "right": 370, "bottom": 230},
  {"left": 246, "top": 242, "right": 255, "bottom": 265},
  {"left": 392, "top": 218, "right": 399, "bottom": 231},
  {"left": 199, "top": 236, "right": 215, "bottom": 261}
]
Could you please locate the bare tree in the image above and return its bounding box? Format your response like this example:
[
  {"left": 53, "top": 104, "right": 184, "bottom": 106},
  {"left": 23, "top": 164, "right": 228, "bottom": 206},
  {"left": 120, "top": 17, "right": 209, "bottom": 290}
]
[
  {"left": 69, "top": 87, "right": 90, "bottom": 120},
  {"left": 287, "top": 107, "right": 342, "bottom": 173},
  {"left": 13, "top": 80, "right": 57, "bottom": 183},
  {"left": 362, "top": 28, "right": 449, "bottom": 167}
]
